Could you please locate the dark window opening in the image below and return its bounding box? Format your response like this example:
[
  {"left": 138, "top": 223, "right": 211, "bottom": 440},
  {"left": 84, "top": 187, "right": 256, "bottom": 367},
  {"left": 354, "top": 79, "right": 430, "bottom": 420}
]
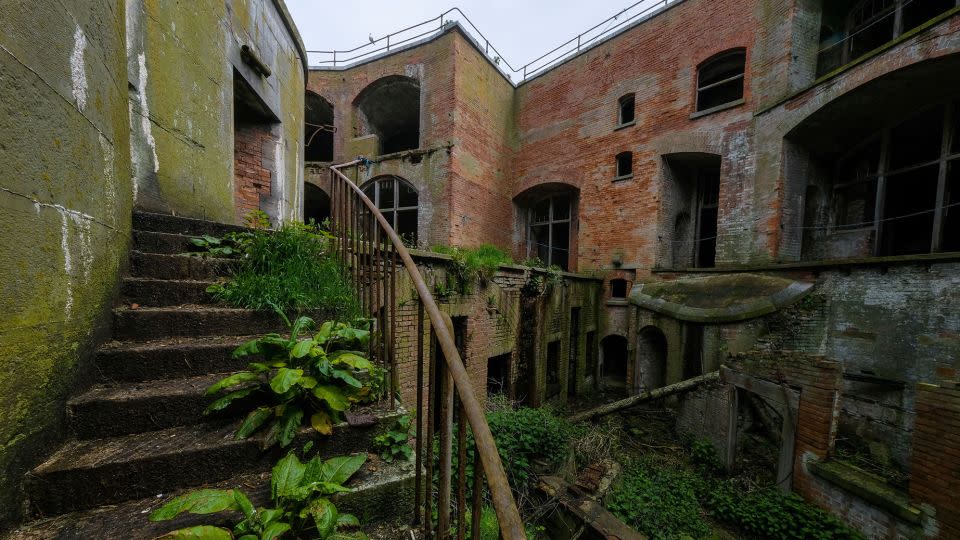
[
  {"left": 568, "top": 308, "right": 581, "bottom": 396},
  {"left": 527, "top": 193, "right": 573, "bottom": 270},
  {"left": 600, "top": 335, "right": 628, "bottom": 389},
  {"left": 817, "top": 0, "right": 957, "bottom": 76},
  {"left": 362, "top": 176, "right": 418, "bottom": 245},
  {"left": 303, "top": 183, "right": 330, "bottom": 226},
  {"left": 682, "top": 323, "right": 704, "bottom": 380},
  {"left": 663, "top": 153, "right": 722, "bottom": 268},
  {"left": 696, "top": 49, "right": 746, "bottom": 112},
  {"left": 610, "top": 279, "right": 628, "bottom": 298},
  {"left": 487, "top": 353, "right": 511, "bottom": 396},
  {"left": 618, "top": 94, "right": 635, "bottom": 125},
  {"left": 354, "top": 75, "right": 420, "bottom": 155},
  {"left": 305, "top": 92, "right": 334, "bottom": 162},
  {"left": 546, "top": 341, "right": 561, "bottom": 399},
  {"left": 822, "top": 102, "right": 960, "bottom": 256},
  {"left": 615, "top": 152, "right": 633, "bottom": 179}
]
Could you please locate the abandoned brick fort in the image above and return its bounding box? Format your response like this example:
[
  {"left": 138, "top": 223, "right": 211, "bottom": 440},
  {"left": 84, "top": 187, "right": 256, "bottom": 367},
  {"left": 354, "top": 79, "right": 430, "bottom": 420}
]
[{"left": 2, "top": 0, "right": 960, "bottom": 538}]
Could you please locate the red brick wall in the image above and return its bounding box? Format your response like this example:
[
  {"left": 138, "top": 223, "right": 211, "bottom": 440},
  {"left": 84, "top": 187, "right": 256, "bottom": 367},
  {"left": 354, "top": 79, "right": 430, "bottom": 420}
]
[
  {"left": 234, "top": 122, "right": 274, "bottom": 224},
  {"left": 910, "top": 382, "right": 960, "bottom": 538}
]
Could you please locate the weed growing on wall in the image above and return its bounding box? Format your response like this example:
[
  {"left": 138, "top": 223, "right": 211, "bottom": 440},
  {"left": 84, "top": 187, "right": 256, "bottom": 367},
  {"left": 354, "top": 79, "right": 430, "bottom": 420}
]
[
  {"left": 207, "top": 223, "right": 361, "bottom": 316},
  {"left": 431, "top": 244, "right": 514, "bottom": 294}
]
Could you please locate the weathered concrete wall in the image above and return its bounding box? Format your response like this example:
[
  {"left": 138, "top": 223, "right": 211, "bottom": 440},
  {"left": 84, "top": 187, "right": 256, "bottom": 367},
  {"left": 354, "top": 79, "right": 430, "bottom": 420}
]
[
  {"left": 0, "top": 0, "right": 131, "bottom": 526},
  {"left": 126, "top": 0, "right": 305, "bottom": 225}
]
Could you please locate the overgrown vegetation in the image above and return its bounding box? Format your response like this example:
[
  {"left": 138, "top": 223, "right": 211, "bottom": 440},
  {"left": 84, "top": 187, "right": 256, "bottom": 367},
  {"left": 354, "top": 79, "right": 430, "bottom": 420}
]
[
  {"left": 372, "top": 414, "right": 412, "bottom": 463},
  {"left": 205, "top": 316, "right": 384, "bottom": 449},
  {"left": 431, "top": 244, "right": 514, "bottom": 295},
  {"left": 150, "top": 450, "right": 368, "bottom": 539},
  {"left": 609, "top": 438, "right": 865, "bottom": 540},
  {"left": 204, "top": 222, "right": 361, "bottom": 317}
]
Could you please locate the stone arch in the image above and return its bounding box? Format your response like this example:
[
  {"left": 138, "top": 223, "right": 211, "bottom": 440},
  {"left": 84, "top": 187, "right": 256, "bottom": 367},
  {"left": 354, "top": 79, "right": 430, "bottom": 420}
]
[
  {"left": 353, "top": 75, "right": 420, "bottom": 155},
  {"left": 636, "top": 325, "right": 668, "bottom": 391},
  {"left": 304, "top": 92, "right": 334, "bottom": 162}
]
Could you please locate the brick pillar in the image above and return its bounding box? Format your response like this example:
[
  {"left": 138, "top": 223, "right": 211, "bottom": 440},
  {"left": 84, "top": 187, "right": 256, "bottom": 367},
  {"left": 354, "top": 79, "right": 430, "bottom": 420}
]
[
  {"left": 909, "top": 382, "right": 960, "bottom": 538},
  {"left": 788, "top": 358, "right": 842, "bottom": 501}
]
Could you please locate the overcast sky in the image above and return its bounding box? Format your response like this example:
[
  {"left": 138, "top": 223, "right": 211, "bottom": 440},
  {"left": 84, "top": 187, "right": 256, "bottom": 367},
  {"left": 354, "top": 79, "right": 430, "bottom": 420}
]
[{"left": 287, "top": 0, "right": 667, "bottom": 76}]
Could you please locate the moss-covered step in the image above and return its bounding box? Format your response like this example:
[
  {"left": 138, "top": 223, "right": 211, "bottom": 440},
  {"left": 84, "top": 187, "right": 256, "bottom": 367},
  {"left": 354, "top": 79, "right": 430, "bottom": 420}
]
[
  {"left": 128, "top": 251, "right": 238, "bottom": 281},
  {"left": 111, "top": 306, "right": 291, "bottom": 341},
  {"left": 94, "top": 335, "right": 251, "bottom": 383},
  {"left": 121, "top": 277, "right": 218, "bottom": 307},
  {"left": 67, "top": 372, "right": 244, "bottom": 438},
  {"left": 133, "top": 230, "right": 208, "bottom": 255},
  {"left": 25, "top": 407, "right": 405, "bottom": 516},
  {"left": 13, "top": 455, "right": 415, "bottom": 539},
  {"left": 133, "top": 211, "right": 248, "bottom": 238}
]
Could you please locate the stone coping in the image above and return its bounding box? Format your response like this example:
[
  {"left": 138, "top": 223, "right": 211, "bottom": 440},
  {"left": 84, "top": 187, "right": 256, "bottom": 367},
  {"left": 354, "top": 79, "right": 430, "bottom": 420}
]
[
  {"left": 810, "top": 460, "right": 922, "bottom": 525},
  {"left": 629, "top": 273, "right": 812, "bottom": 323}
]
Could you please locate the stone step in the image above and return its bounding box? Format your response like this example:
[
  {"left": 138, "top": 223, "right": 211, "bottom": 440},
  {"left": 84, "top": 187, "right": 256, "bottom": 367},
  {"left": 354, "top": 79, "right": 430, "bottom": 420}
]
[
  {"left": 25, "top": 407, "right": 403, "bottom": 516},
  {"left": 128, "top": 250, "right": 237, "bottom": 280},
  {"left": 68, "top": 373, "right": 241, "bottom": 438},
  {"left": 13, "top": 455, "right": 416, "bottom": 539},
  {"left": 120, "top": 278, "right": 217, "bottom": 308},
  {"left": 112, "top": 306, "right": 287, "bottom": 341},
  {"left": 133, "top": 230, "right": 201, "bottom": 255},
  {"left": 133, "top": 210, "right": 248, "bottom": 238},
  {"left": 94, "top": 336, "right": 250, "bottom": 383}
]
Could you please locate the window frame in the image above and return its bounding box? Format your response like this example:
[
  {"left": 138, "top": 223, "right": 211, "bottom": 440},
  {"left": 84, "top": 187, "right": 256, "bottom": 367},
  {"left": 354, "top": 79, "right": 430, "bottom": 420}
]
[
  {"left": 527, "top": 194, "right": 573, "bottom": 270},
  {"left": 695, "top": 49, "right": 747, "bottom": 114},
  {"left": 615, "top": 151, "right": 633, "bottom": 181},
  {"left": 827, "top": 101, "right": 960, "bottom": 255},
  {"left": 617, "top": 94, "right": 636, "bottom": 127},
  {"left": 361, "top": 175, "right": 419, "bottom": 244}
]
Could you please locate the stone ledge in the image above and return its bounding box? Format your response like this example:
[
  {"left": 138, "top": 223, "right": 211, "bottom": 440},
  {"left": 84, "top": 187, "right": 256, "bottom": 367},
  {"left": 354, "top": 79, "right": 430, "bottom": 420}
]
[{"left": 810, "top": 460, "right": 922, "bottom": 525}]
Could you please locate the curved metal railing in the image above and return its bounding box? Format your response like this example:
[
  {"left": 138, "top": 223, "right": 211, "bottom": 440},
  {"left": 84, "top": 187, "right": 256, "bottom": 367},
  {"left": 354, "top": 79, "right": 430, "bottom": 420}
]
[
  {"left": 307, "top": 1, "right": 686, "bottom": 83},
  {"left": 327, "top": 161, "right": 525, "bottom": 539}
]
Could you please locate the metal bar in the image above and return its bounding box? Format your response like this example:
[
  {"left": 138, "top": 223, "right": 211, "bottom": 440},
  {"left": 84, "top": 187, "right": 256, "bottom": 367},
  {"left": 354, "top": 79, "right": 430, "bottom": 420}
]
[
  {"left": 456, "top": 400, "right": 467, "bottom": 540},
  {"left": 471, "top": 450, "right": 483, "bottom": 540},
  {"left": 932, "top": 104, "right": 953, "bottom": 252},
  {"left": 331, "top": 163, "right": 525, "bottom": 539},
  {"left": 390, "top": 243, "right": 398, "bottom": 409},
  {"left": 424, "top": 327, "right": 437, "bottom": 537},
  {"left": 413, "top": 301, "right": 425, "bottom": 525},
  {"left": 438, "top": 351, "right": 454, "bottom": 539}
]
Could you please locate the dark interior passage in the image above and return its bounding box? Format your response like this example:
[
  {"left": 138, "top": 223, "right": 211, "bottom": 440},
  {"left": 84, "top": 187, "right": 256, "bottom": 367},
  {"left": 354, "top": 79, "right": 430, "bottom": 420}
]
[{"left": 601, "top": 335, "right": 628, "bottom": 388}]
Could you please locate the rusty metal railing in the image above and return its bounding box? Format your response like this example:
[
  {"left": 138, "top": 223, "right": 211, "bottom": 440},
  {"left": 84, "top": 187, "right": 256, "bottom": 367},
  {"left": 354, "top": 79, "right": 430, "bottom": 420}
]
[
  {"left": 307, "top": 1, "right": 686, "bottom": 83},
  {"left": 328, "top": 161, "right": 525, "bottom": 539}
]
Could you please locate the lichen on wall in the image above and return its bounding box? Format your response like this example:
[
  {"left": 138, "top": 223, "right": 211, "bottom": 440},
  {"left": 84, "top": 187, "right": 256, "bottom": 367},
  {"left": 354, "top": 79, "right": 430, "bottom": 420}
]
[{"left": 0, "top": 0, "right": 132, "bottom": 527}]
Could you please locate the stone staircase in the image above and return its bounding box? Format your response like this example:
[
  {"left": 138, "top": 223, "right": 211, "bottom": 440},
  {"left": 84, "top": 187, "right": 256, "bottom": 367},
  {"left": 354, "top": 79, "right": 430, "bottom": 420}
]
[{"left": 10, "top": 212, "right": 414, "bottom": 539}]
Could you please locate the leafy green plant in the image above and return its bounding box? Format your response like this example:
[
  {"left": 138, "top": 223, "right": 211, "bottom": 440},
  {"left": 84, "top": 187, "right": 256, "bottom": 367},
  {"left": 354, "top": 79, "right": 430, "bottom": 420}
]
[
  {"left": 188, "top": 232, "right": 253, "bottom": 258},
  {"left": 149, "top": 451, "right": 368, "bottom": 539},
  {"left": 207, "top": 223, "right": 361, "bottom": 316},
  {"left": 372, "top": 414, "right": 412, "bottom": 463},
  {"left": 245, "top": 209, "right": 272, "bottom": 230},
  {"left": 608, "top": 457, "right": 711, "bottom": 540},
  {"left": 205, "top": 316, "right": 384, "bottom": 448},
  {"left": 688, "top": 438, "right": 724, "bottom": 476}
]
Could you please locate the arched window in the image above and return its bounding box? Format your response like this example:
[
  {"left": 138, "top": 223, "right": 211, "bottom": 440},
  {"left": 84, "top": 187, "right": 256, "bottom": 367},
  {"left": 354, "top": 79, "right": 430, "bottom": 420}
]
[
  {"left": 354, "top": 75, "right": 420, "bottom": 155},
  {"left": 696, "top": 49, "right": 746, "bottom": 113},
  {"left": 529, "top": 194, "right": 572, "bottom": 270},
  {"left": 304, "top": 92, "right": 334, "bottom": 162},
  {"left": 362, "top": 176, "right": 418, "bottom": 244}
]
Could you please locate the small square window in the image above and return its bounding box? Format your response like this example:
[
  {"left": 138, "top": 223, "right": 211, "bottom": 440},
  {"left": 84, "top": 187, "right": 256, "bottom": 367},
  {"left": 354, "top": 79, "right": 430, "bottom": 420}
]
[
  {"left": 618, "top": 94, "right": 635, "bottom": 126},
  {"left": 610, "top": 279, "right": 628, "bottom": 298},
  {"left": 615, "top": 152, "right": 633, "bottom": 179}
]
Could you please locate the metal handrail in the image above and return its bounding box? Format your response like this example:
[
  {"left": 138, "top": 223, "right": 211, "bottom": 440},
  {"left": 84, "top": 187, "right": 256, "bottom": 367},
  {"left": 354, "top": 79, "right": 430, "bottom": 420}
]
[
  {"left": 329, "top": 161, "right": 525, "bottom": 539},
  {"left": 307, "top": 1, "right": 685, "bottom": 83}
]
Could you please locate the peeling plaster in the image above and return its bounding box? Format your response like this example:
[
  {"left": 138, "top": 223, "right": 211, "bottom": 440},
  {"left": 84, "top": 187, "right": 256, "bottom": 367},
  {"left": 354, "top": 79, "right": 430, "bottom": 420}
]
[
  {"left": 136, "top": 53, "right": 159, "bottom": 175},
  {"left": 70, "top": 24, "right": 88, "bottom": 111}
]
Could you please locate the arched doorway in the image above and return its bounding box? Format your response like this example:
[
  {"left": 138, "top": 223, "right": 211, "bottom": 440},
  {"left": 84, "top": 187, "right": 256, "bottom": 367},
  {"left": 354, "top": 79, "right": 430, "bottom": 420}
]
[
  {"left": 600, "top": 334, "right": 628, "bottom": 390},
  {"left": 354, "top": 75, "right": 420, "bottom": 155},
  {"left": 636, "top": 326, "right": 668, "bottom": 391},
  {"left": 303, "top": 183, "right": 330, "bottom": 225},
  {"left": 304, "top": 92, "right": 334, "bottom": 162}
]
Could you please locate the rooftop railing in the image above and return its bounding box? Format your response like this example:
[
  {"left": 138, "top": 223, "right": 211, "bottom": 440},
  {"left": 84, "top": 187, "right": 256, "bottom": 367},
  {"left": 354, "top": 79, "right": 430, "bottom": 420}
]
[{"left": 306, "top": 0, "right": 686, "bottom": 83}]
